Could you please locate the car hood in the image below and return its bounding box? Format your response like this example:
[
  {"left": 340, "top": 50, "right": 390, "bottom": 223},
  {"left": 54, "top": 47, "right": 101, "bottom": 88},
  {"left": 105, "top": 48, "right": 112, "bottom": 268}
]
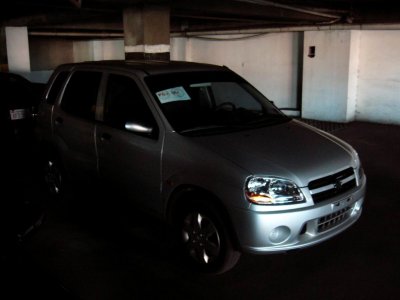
[{"left": 190, "top": 120, "right": 355, "bottom": 187}]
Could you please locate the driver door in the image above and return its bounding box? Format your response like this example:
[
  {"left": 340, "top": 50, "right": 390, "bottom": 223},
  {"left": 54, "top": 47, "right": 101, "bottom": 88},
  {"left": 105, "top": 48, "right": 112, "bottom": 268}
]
[{"left": 96, "top": 73, "right": 163, "bottom": 214}]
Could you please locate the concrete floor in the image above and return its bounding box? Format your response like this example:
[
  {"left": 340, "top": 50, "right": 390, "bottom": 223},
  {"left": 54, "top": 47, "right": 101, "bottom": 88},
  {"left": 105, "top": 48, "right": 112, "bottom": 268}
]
[{"left": 1, "top": 120, "right": 399, "bottom": 300}]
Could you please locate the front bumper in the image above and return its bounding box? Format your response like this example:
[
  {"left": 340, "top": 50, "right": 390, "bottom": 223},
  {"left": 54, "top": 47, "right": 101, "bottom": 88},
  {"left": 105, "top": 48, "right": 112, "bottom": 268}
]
[{"left": 232, "top": 175, "right": 366, "bottom": 254}]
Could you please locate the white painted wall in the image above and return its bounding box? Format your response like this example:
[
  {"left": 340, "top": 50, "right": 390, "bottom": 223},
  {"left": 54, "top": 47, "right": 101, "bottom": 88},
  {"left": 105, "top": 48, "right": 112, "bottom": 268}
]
[
  {"left": 6, "top": 27, "right": 54, "bottom": 83},
  {"left": 73, "top": 40, "right": 94, "bottom": 62},
  {"left": 356, "top": 31, "right": 400, "bottom": 125},
  {"left": 301, "top": 29, "right": 400, "bottom": 125},
  {"left": 5, "top": 27, "right": 30, "bottom": 72},
  {"left": 347, "top": 30, "right": 361, "bottom": 121},
  {"left": 302, "top": 30, "right": 357, "bottom": 122},
  {"left": 171, "top": 32, "right": 302, "bottom": 110},
  {"left": 11, "top": 28, "right": 400, "bottom": 124},
  {"left": 44, "top": 34, "right": 301, "bottom": 111},
  {"left": 73, "top": 39, "right": 125, "bottom": 62}
]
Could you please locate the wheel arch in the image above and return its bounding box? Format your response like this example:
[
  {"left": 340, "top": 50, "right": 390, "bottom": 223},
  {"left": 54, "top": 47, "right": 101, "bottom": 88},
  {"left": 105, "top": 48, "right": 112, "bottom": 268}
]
[{"left": 166, "top": 184, "right": 241, "bottom": 251}]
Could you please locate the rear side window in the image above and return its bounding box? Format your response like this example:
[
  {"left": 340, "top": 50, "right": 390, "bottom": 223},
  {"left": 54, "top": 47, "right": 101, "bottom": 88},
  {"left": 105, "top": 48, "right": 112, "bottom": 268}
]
[
  {"left": 46, "top": 71, "right": 69, "bottom": 104},
  {"left": 61, "top": 71, "right": 102, "bottom": 120},
  {"left": 103, "top": 74, "right": 157, "bottom": 136}
]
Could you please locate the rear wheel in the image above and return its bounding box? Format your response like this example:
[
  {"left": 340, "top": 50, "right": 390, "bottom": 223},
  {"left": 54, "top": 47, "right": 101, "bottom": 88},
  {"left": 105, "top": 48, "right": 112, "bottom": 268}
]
[
  {"left": 177, "top": 198, "right": 241, "bottom": 274},
  {"left": 43, "top": 157, "right": 64, "bottom": 197}
]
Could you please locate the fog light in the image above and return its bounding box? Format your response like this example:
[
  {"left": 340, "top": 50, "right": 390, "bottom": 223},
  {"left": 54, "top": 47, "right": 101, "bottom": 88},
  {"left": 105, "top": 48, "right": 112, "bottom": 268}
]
[
  {"left": 269, "top": 226, "right": 291, "bottom": 244},
  {"left": 351, "top": 200, "right": 362, "bottom": 216}
]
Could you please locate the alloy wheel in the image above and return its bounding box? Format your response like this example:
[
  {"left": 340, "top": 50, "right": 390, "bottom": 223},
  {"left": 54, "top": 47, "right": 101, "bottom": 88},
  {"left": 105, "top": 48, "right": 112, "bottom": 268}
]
[{"left": 182, "top": 212, "right": 221, "bottom": 265}]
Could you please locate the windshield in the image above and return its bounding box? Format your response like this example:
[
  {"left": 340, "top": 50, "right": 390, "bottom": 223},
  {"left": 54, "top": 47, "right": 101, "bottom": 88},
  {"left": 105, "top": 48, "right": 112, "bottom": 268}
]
[{"left": 145, "top": 71, "right": 290, "bottom": 135}]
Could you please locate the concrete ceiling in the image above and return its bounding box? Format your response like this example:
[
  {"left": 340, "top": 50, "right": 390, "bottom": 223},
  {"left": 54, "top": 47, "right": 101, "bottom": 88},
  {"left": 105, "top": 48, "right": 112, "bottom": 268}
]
[{"left": 1, "top": 0, "right": 400, "bottom": 36}]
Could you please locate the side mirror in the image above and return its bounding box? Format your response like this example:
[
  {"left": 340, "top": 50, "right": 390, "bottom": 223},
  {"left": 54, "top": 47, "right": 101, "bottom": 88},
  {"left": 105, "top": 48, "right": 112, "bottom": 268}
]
[{"left": 125, "top": 122, "right": 153, "bottom": 135}]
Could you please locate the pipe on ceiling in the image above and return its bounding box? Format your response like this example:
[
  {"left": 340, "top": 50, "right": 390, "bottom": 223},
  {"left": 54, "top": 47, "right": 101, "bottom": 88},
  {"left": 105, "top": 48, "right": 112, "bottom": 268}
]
[
  {"left": 234, "top": 0, "right": 343, "bottom": 20},
  {"left": 28, "top": 23, "right": 400, "bottom": 39},
  {"left": 29, "top": 31, "right": 123, "bottom": 38},
  {"left": 173, "top": 23, "right": 400, "bottom": 37}
]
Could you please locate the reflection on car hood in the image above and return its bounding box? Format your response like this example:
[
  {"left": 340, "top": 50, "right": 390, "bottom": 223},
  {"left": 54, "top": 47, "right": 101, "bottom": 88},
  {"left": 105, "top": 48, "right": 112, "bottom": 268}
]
[{"left": 191, "top": 120, "right": 354, "bottom": 187}]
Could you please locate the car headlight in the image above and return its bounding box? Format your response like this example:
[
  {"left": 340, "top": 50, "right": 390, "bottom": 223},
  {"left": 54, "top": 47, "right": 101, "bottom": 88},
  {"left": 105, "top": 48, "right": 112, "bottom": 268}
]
[
  {"left": 245, "top": 176, "right": 305, "bottom": 205},
  {"left": 352, "top": 148, "right": 360, "bottom": 168},
  {"left": 352, "top": 148, "right": 364, "bottom": 183}
]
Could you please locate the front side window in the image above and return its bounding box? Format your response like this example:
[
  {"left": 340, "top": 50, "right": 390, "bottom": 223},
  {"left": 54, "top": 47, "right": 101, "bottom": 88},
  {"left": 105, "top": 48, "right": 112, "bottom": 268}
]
[
  {"left": 103, "top": 74, "right": 157, "bottom": 136},
  {"left": 61, "top": 71, "right": 102, "bottom": 120},
  {"left": 145, "top": 71, "right": 289, "bottom": 136}
]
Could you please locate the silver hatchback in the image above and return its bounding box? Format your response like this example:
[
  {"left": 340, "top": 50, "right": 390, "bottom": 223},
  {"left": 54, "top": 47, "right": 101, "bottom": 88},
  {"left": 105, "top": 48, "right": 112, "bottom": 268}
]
[{"left": 36, "top": 60, "right": 366, "bottom": 274}]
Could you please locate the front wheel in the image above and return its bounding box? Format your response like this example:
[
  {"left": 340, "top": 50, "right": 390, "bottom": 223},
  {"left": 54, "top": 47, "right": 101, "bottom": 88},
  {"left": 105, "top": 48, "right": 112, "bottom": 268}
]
[{"left": 178, "top": 200, "right": 241, "bottom": 274}]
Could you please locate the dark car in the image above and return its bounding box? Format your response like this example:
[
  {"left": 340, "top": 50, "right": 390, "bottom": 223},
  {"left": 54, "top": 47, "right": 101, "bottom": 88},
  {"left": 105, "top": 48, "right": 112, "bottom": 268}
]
[
  {"left": 1, "top": 72, "right": 45, "bottom": 140},
  {"left": 1, "top": 72, "right": 46, "bottom": 259}
]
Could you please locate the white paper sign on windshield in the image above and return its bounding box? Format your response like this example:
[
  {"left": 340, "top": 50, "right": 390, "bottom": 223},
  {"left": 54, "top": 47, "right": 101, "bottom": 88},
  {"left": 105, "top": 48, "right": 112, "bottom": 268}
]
[{"left": 156, "top": 87, "right": 191, "bottom": 104}]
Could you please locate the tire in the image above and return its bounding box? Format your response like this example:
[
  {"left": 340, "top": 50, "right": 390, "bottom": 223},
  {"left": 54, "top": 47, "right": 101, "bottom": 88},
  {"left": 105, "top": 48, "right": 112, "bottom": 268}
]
[
  {"left": 43, "top": 156, "right": 64, "bottom": 197},
  {"left": 177, "top": 198, "right": 241, "bottom": 275}
]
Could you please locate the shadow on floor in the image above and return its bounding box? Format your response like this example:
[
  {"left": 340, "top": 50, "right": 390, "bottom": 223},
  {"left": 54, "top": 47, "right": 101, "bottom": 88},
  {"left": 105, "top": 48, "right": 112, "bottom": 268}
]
[{"left": 2, "top": 120, "right": 400, "bottom": 300}]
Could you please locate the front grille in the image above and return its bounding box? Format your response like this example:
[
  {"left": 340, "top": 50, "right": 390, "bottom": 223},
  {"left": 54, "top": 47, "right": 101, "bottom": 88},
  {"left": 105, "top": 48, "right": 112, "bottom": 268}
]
[
  {"left": 318, "top": 206, "right": 352, "bottom": 233},
  {"left": 309, "top": 167, "right": 356, "bottom": 204}
]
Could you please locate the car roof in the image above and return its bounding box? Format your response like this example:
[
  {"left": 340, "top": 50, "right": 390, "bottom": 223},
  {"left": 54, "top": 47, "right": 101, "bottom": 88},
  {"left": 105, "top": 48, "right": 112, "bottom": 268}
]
[
  {"left": 56, "top": 60, "right": 230, "bottom": 75},
  {"left": 0, "top": 71, "right": 31, "bottom": 83}
]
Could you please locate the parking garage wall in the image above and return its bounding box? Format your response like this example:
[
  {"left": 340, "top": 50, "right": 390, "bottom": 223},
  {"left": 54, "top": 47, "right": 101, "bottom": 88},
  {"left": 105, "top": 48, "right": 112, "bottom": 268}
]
[
  {"left": 170, "top": 32, "right": 302, "bottom": 113},
  {"left": 171, "top": 30, "right": 400, "bottom": 125},
  {"left": 301, "top": 30, "right": 357, "bottom": 123},
  {"left": 13, "top": 28, "right": 400, "bottom": 125},
  {"left": 356, "top": 30, "right": 400, "bottom": 125}
]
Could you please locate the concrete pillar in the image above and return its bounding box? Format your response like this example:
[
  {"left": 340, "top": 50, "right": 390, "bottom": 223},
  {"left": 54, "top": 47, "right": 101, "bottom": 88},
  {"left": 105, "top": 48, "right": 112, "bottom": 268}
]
[
  {"left": 123, "top": 5, "right": 170, "bottom": 61},
  {"left": 5, "top": 27, "right": 31, "bottom": 73},
  {"left": 302, "top": 30, "right": 360, "bottom": 122},
  {"left": 93, "top": 40, "right": 104, "bottom": 61}
]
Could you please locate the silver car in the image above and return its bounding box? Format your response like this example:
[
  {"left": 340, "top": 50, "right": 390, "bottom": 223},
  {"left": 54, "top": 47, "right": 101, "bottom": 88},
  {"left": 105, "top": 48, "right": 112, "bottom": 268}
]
[{"left": 36, "top": 61, "right": 366, "bottom": 274}]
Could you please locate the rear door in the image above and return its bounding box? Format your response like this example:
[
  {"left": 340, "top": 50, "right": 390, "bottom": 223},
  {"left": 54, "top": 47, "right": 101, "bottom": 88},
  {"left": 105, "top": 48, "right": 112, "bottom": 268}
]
[
  {"left": 96, "top": 72, "right": 163, "bottom": 213},
  {"left": 53, "top": 69, "right": 103, "bottom": 180}
]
